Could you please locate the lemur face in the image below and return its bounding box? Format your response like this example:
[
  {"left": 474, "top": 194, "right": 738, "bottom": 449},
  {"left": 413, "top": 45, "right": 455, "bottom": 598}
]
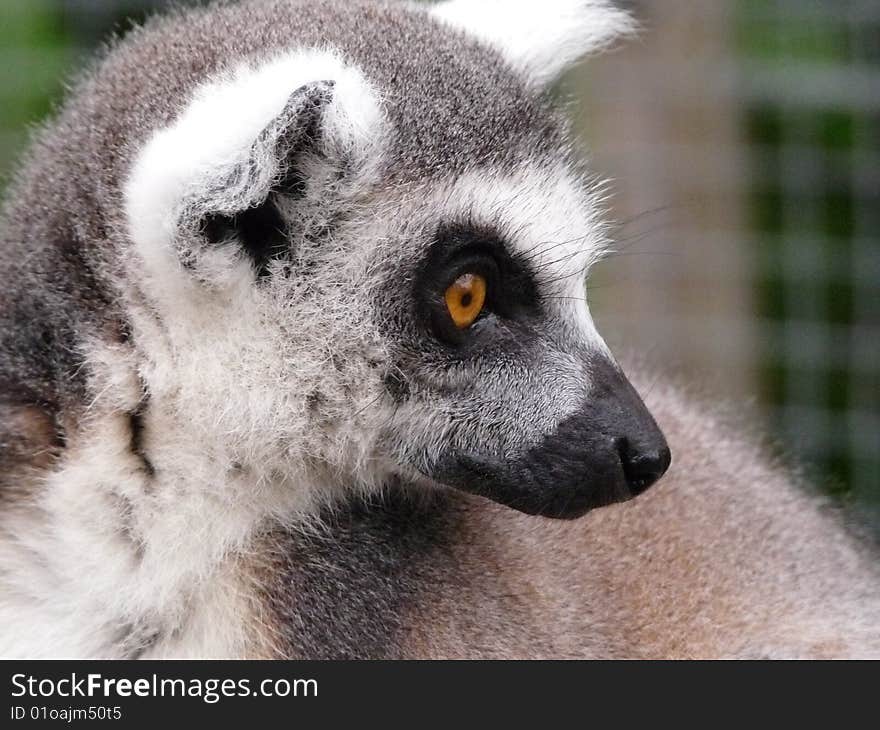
[
  {"left": 370, "top": 166, "right": 669, "bottom": 518},
  {"left": 122, "top": 0, "right": 668, "bottom": 518}
]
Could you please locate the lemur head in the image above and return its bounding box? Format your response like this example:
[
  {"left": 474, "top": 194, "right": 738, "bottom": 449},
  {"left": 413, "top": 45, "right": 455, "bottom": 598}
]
[{"left": 121, "top": 0, "right": 669, "bottom": 518}]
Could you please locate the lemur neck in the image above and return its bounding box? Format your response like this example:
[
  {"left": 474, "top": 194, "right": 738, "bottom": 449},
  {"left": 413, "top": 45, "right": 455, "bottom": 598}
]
[{"left": 2, "top": 400, "right": 320, "bottom": 657}]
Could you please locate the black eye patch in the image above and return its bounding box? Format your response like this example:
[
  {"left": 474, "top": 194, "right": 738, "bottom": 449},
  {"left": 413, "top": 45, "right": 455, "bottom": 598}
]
[{"left": 414, "top": 224, "right": 541, "bottom": 346}]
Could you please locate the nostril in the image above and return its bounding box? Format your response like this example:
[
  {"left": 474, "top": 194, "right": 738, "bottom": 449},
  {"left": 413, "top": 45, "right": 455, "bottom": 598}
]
[{"left": 617, "top": 440, "right": 672, "bottom": 497}]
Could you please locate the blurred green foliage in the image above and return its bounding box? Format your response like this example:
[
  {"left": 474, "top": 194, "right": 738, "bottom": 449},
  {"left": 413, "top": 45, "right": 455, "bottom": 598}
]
[{"left": 0, "top": 0, "right": 70, "bottom": 179}]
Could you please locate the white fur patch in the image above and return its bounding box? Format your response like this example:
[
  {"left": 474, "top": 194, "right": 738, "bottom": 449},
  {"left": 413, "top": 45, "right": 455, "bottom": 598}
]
[
  {"left": 430, "top": 0, "right": 635, "bottom": 86},
  {"left": 124, "top": 48, "right": 386, "bottom": 305}
]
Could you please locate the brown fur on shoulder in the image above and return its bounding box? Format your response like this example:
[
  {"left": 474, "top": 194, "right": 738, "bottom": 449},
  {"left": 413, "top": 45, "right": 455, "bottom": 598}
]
[{"left": 0, "top": 402, "right": 64, "bottom": 500}]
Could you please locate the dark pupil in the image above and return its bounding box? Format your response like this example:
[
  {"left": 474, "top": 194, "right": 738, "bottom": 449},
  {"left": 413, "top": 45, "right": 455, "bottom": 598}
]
[{"left": 460, "top": 292, "right": 473, "bottom": 308}]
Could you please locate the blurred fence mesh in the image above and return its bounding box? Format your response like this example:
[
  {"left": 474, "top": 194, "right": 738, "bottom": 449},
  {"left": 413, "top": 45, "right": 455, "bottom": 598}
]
[
  {"left": 576, "top": 0, "right": 878, "bottom": 518},
  {"left": 739, "top": 0, "right": 879, "bottom": 509},
  {"left": 0, "top": 0, "right": 877, "bottom": 519}
]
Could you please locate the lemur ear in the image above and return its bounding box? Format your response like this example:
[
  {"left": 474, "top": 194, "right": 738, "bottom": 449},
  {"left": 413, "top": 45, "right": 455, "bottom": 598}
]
[
  {"left": 431, "top": 0, "right": 635, "bottom": 87},
  {"left": 193, "top": 80, "right": 335, "bottom": 278},
  {"left": 125, "top": 51, "right": 386, "bottom": 282}
]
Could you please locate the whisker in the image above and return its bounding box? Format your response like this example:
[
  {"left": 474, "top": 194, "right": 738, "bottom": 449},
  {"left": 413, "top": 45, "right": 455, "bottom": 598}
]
[
  {"left": 525, "top": 248, "right": 588, "bottom": 273},
  {"left": 612, "top": 203, "right": 679, "bottom": 230},
  {"left": 515, "top": 232, "right": 592, "bottom": 263},
  {"left": 601, "top": 250, "right": 682, "bottom": 259}
]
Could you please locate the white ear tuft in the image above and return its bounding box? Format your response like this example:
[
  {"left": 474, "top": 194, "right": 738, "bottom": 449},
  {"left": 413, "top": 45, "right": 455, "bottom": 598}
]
[
  {"left": 430, "top": 0, "right": 635, "bottom": 87},
  {"left": 124, "top": 49, "right": 386, "bottom": 289}
]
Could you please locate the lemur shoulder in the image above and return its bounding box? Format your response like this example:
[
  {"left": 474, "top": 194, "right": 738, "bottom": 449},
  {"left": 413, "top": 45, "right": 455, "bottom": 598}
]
[{"left": 0, "top": 0, "right": 877, "bottom": 658}]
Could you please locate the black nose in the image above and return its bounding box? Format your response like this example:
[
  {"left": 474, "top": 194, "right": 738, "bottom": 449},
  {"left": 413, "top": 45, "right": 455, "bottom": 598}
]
[{"left": 617, "top": 438, "right": 672, "bottom": 496}]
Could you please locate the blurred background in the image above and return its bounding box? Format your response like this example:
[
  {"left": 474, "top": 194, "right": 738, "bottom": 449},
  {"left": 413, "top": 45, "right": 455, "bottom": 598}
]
[{"left": 0, "top": 0, "right": 877, "bottom": 527}]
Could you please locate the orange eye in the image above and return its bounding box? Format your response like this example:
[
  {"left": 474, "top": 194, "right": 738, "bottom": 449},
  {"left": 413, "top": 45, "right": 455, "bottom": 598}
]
[{"left": 444, "top": 273, "right": 487, "bottom": 329}]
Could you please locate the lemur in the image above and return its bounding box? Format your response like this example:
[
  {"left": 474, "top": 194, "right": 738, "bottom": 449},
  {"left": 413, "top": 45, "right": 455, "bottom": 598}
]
[{"left": 0, "top": 0, "right": 877, "bottom": 659}]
